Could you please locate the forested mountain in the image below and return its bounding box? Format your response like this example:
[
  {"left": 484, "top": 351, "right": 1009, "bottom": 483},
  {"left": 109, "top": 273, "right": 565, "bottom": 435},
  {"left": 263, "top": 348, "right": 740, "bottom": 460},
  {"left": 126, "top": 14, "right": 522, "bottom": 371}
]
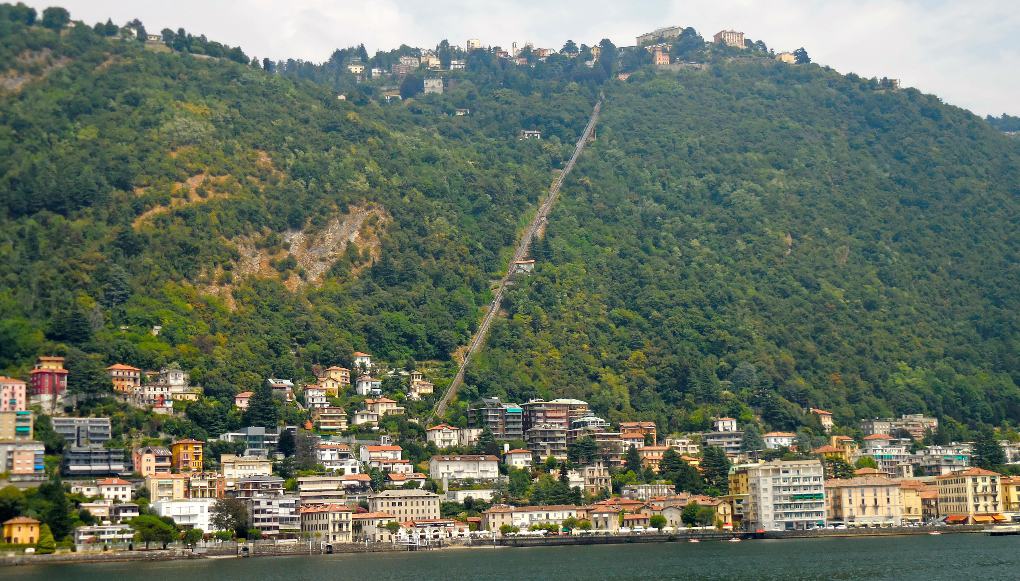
[
  {"left": 467, "top": 64, "right": 1020, "bottom": 433},
  {"left": 2, "top": 5, "right": 1019, "bottom": 434}
]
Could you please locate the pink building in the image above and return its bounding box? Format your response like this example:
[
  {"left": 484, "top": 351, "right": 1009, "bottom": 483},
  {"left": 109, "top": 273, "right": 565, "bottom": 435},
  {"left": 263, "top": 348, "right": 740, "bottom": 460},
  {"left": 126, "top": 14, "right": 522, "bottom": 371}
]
[{"left": 0, "top": 377, "right": 27, "bottom": 412}]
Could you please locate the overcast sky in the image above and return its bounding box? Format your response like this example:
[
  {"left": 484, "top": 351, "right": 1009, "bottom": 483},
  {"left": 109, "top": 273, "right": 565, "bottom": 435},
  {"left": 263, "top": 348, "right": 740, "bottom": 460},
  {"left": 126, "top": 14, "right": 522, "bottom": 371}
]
[{"left": 26, "top": 0, "right": 1019, "bottom": 116}]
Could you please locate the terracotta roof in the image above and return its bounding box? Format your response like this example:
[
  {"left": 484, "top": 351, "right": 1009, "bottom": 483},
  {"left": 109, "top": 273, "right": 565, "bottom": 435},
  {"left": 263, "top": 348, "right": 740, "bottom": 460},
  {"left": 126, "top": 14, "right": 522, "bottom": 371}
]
[
  {"left": 342, "top": 473, "right": 372, "bottom": 482},
  {"left": 863, "top": 434, "right": 892, "bottom": 440},
  {"left": 935, "top": 467, "right": 1001, "bottom": 479},
  {"left": 299, "top": 504, "right": 354, "bottom": 514},
  {"left": 809, "top": 408, "right": 832, "bottom": 415},
  {"left": 764, "top": 432, "right": 797, "bottom": 438},
  {"left": 387, "top": 473, "right": 407, "bottom": 481},
  {"left": 97, "top": 478, "right": 132, "bottom": 486},
  {"left": 352, "top": 512, "right": 395, "bottom": 520},
  {"left": 853, "top": 467, "right": 885, "bottom": 476},
  {"left": 148, "top": 473, "right": 188, "bottom": 480},
  {"left": 506, "top": 449, "right": 531, "bottom": 455},
  {"left": 235, "top": 391, "right": 253, "bottom": 398},
  {"left": 106, "top": 363, "right": 141, "bottom": 371},
  {"left": 619, "top": 421, "right": 657, "bottom": 428},
  {"left": 832, "top": 435, "right": 854, "bottom": 441},
  {"left": 0, "top": 376, "right": 26, "bottom": 384},
  {"left": 172, "top": 439, "right": 205, "bottom": 445},
  {"left": 431, "top": 454, "right": 499, "bottom": 462},
  {"left": 317, "top": 443, "right": 351, "bottom": 450},
  {"left": 353, "top": 352, "right": 372, "bottom": 357},
  {"left": 364, "top": 445, "right": 403, "bottom": 451},
  {"left": 3, "top": 516, "right": 39, "bottom": 525},
  {"left": 325, "top": 366, "right": 349, "bottom": 371},
  {"left": 427, "top": 424, "right": 457, "bottom": 431},
  {"left": 365, "top": 397, "right": 397, "bottom": 404},
  {"left": 716, "top": 417, "right": 736, "bottom": 421},
  {"left": 825, "top": 477, "right": 896, "bottom": 487},
  {"left": 812, "top": 445, "right": 841, "bottom": 453}
]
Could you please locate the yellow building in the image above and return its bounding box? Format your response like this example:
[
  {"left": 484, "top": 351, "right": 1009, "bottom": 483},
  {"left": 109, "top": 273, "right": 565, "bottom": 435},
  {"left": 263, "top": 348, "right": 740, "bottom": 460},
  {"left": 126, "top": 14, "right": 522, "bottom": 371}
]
[
  {"left": 898, "top": 480, "right": 929, "bottom": 523},
  {"left": 1000, "top": 476, "right": 1020, "bottom": 512},
  {"left": 3, "top": 516, "right": 40, "bottom": 545},
  {"left": 106, "top": 363, "right": 141, "bottom": 394},
  {"left": 146, "top": 473, "right": 189, "bottom": 501},
  {"left": 825, "top": 477, "right": 903, "bottom": 526},
  {"left": 170, "top": 439, "right": 204, "bottom": 472},
  {"left": 936, "top": 467, "right": 1003, "bottom": 525}
]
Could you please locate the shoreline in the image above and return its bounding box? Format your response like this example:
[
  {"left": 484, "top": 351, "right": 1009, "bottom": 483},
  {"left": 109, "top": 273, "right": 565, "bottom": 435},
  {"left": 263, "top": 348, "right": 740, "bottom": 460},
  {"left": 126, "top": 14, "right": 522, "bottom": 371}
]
[{"left": 0, "top": 526, "right": 986, "bottom": 567}]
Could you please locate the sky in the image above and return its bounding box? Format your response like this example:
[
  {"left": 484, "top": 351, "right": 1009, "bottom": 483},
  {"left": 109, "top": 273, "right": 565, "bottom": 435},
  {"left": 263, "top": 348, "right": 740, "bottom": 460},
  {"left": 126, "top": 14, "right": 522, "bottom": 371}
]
[{"left": 24, "top": 0, "right": 1020, "bottom": 117}]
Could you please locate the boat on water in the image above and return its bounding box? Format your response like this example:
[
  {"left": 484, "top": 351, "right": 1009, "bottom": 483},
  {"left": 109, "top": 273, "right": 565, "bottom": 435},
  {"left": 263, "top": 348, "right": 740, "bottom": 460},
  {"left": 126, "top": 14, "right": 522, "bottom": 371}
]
[
  {"left": 688, "top": 539, "right": 700, "bottom": 543},
  {"left": 986, "top": 525, "right": 1020, "bottom": 536},
  {"left": 928, "top": 531, "right": 942, "bottom": 535},
  {"left": 727, "top": 538, "right": 742, "bottom": 543}
]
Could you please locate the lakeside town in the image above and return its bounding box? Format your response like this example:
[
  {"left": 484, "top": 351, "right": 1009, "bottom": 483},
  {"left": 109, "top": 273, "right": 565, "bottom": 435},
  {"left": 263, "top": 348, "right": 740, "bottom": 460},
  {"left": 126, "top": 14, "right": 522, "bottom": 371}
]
[{"left": 3, "top": 348, "right": 1020, "bottom": 559}]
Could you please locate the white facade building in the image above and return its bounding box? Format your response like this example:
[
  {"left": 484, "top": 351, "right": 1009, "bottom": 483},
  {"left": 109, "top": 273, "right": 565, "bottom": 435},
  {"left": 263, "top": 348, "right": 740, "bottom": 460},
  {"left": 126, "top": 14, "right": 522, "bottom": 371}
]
[{"left": 745, "top": 459, "right": 826, "bottom": 531}]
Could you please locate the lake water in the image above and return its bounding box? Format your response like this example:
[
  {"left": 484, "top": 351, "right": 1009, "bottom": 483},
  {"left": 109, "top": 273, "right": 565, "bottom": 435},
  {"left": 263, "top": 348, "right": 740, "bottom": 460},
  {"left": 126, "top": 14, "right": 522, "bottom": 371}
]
[{"left": 3, "top": 534, "right": 1018, "bottom": 580}]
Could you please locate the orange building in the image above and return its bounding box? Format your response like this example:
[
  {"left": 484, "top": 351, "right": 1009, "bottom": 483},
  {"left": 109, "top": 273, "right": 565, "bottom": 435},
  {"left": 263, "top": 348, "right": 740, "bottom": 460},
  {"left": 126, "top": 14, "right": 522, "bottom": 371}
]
[
  {"left": 106, "top": 363, "right": 141, "bottom": 394},
  {"left": 170, "top": 439, "right": 204, "bottom": 472}
]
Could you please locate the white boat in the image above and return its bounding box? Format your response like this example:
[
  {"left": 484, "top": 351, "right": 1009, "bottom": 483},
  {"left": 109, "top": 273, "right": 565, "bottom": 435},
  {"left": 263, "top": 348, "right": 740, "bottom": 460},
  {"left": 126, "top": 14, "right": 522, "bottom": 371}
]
[
  {"left": 688, "top": 539, "right": 700, "bottom": 543},
  {"left": 928, "top": 531, "right": 942, "bottom": 535},
  {"left": 727, "top": 537, "right": 742, "bottom": 542}
]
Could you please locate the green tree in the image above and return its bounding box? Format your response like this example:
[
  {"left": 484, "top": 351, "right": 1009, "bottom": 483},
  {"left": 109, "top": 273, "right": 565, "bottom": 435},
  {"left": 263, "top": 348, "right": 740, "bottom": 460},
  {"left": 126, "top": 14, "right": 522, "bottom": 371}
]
[
  {"left": 624, "top": 444, "right": 642, "bottom": 474},
  {"left": 568, "top": 436, "right": 599, "bottom": 465},
  {"left": 793, "top": 47, "right": 811, "bottom": 64},
  {"left": 130, "top": 515, "right": 178, "bottom": 549},
  {"left": 681, "top": 502, "right": 700, "bottom": 526},
  {"left": 498, "top": 524, "right": 519, "bottom": 536},
  {"left": 182, "top": 528, "right": 204, "bottom": 545},
  {"left": 854, "top": 456, "right": 878, "bottom": 470},
  {"left": 972, "top": 427, "right": 1006, "bottom": 469},
  {"left": 649, "top": 514, "right": 667, "bottom": 531},
  {"left": 474, "top": 427, "right": 499, "bottom": 456},
  {"left": 40, "top": 6, "right": 69, "bottom": 30},
  {"left": 385, "top": 521, "right": 401, "bottom": 535},
  {"left": 740, "top": 425, "right": 765, "bottom": 453},
  {"left": 243, "top": 383, "right": 278, "bottom": 428},
  {"left": 210, "top": 498, "right": 249, "bottom": 537},
  {"left": 35, "top": 524, "right": 56, "bottom": 554},
  {"left": 700, "top": 446, "right": 731, "bottom": 494},
  {"left": 38, "top": 477, "right": 71, "bottom": 540},
  {"left": 562, "top": 516, "right": 579, "bottom": 531},
  {"left": 0, "top": 486, "right": 25, "bottom": 523},
  {"left": 824, "top": 457, "right": 855, "bottom": 480}
]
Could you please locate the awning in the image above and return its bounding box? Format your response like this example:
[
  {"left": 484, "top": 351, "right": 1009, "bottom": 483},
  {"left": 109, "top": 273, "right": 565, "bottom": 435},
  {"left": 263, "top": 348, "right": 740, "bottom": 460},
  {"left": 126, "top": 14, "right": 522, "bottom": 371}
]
[
  {"left": 944, "top": 515, "right": 968, "bottom": 524},
  {"left": 972, "top": 515, "right": 993, "bottom": 524},
  {"left": 991, "top": 514, "right": 1008, "bottom": 522}
]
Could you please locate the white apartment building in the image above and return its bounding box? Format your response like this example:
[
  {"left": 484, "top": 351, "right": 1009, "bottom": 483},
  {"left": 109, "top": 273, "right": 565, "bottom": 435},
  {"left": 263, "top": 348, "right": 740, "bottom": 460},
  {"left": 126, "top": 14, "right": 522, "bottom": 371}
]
[
  {"left": 153, "top": 498, "right": 215, "bottom": 532},
  {"left": 745, "top": 459, "right": 826, "bottom": 531},
  {"left": 429, "top": 455, "right": 500, "bottom": 481}
]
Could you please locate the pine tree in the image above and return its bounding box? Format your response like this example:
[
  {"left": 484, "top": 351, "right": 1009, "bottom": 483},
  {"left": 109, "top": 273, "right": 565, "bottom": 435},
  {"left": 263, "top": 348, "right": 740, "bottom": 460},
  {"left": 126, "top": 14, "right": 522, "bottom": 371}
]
[
  {"left": 35, "top": 524, "right": 55, "bottom": 554},
  {"left": 474, "top": 427, "right": 499, "bottom": 456},
  {"left": 700, "top": 446, "right": 731, "bottom": 494},
  {"left": 624, "top": 444, "right": 642, "bottom": 474},
  {"left": 972, "top": 427, "right": 1005, "bottom": 469},
  {"left": 243, "top": 383, "right": 279, "bottom": 428},
  {"left": 740, "top": 425, "right": 765, "bottom": 453},
  {"left": 793, "top": 47, "right": 811, "bottom": 64}
]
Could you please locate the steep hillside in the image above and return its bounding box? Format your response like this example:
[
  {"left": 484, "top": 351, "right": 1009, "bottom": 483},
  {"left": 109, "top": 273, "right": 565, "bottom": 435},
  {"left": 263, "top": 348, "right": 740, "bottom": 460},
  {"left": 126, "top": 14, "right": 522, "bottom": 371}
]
[
  {"left": 0, "top": 15, "right": 596, "bottom": 401},
  {"left": 467, "top": 63, "right": 1020, "bottom": 431}
]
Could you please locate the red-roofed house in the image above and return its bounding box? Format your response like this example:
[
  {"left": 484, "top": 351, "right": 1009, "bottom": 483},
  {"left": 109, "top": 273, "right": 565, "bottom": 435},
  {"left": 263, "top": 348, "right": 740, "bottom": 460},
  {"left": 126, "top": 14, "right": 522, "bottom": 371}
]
[
  {"left": 106, "top": 364, "right": 141, "bottom": 394},
  {"left": 234, "top": 391, "right": 253, "bottom": 410},
  {"left": 299, "top": 504, "right": 353, "bottom": 543},
  {"left": 504, "top": 449, "right": 533, "bottom": 469},
  {"left": 97, "top": 477, "right": 133, "bottom": 502},
  {"left": 365, "top": 397, "right": 404, "bottom": 417}
]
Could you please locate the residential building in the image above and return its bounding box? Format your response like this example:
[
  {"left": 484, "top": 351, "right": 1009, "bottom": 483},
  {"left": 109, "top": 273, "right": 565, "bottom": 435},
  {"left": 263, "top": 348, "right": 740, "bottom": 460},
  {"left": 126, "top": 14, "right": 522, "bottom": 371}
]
[
  {"left": 636, "top": 25, "right": 684, "bottom": 46},
  {"left": 170, "top": 439, "right": 204, "bottom": 472},
  {"left": 106, "top": 363, "right": 141, "bottom": 394},
  {"left": 300, "top": 504, "right": 353, "bottom": 544},
  {"left": 149, "top": 363, "right": 202, "bottom": 401},
  {"left": 360, "top": 444, "right": 403, "bottom": 463},
  {"left": 1001, "top": 440, "right": 1020, "bottom": 464},
  {"left": 504, "top": 448, "right": 532, "bottom": 469},
  {"left": 898, "top": 480, "right": 931, "bottom": 523},
  {"left": 250, "top": 494, "right": 300, "bottom": 537},
  {"left": 713, "top": 30, "right": 745, "bottom": 48},
  {"left": 221, "top": 454, "right": 273, "bottom": 485},
  {"left": 0, "top": 441, "right": 45, "bottom": 481},
  {"left": 0, "top": 410, "right": 33, "bottom": 440},
  {"left": 408, "top": 372, "right": 434, "bottom": 400},
  {"left": 0, "top": 377, "right": 27, "bottom": 411},
  {"left": 353, "top": 512, "right": 400, "bottom": 542},
  {"left": 74, "top": 524, "right": 134, "bottom": 549},
  {"left": 298, "top": 474, "right": 370, "bottom": 505},
  {"left": 859, "top": 434, "right": 912, "bottom": 477},
  {"left": 526, "top": 424, "right": 568, "bottom": 460},
  {"left": 132, "top": 446, "right": 172, "bottom": 477},
  {"left": 354, "top": 375, "right": 382, "bottom": 397},
  {"left": 135, "top": 383, "right": 173, "bottom": 414},
  {"left": 317, "top": 443, "right": 361, "bottom": 474},
  {"left": 912, "top": 443, "right": 971, "bottom": 476},
  {"left": 304, "top": 386, "right": 328, "bottom": 409},
  {"left": 352, "top": 410, "right": 379, "bottom": 427},
  {"left": 111, "top": 503, "right": 140, "bottom": 523},
  {"left": 422, "top": 76, "right": 442, "bottom": 93},
  {"left": 810, "top": 408, "right": 834, "bottom": 433},
  {"left": 80, "top": 499, "right": 112, "bottom": 521},
  {"left": 619, "top": 421, "right": 657, "bottom": 445},
  {"left": 347, "top": 62, "right": 365, "bottom": 75},
  {"left": 702, "top": 430, "right": 743, "bottom": 457},
  {"left": 825, "top": 477, "right": 903, "bottom": 526},
  {"left": 427, "top": 423, "right": 478, "bottom": 449},
  {"left": 481, "top": 504, "right": 580, "bottom": 532},
  {"left": 369, "top": 489, "right": 441, "bottom": 521},
  {"left": 588, "top": 507, "right": 621, "bottom": 533},
  {"left": 147, "top": 473, "right": 189, "bottom": 502},
  {"left": 714, "top": 418, "right": 738, "bottom": 432},
  {"left": 861, "top": 414, "right": 937, "bottom": 441},
  {"left": 188, "top": 472, "right": 226, "bottom": 499},
  {"left": 775, "top": 52, "right": 796, "bottom": 64},
  {"left": 466, "top": 38, "right": 482, "bottom": 50},
  {"left": 52, "top": 416, "right": 111, "bottom": 446},
  {"left": 744, "top": 459, "right": 826, "bottom": 531},
  {"left": 469, "top": 397, "right": 524, "bottom": 441},
  {"left": 519, "top": 130, "right": 541, "bottom": 140},
  {"left": 266, "top": 378, "right": 294, "bottom": 402},
  {"left": 235, "top": 475, "right": 285, "bottom": 499},
  {"left": 652, "top": 47, "right": 671, "bottom": 66},
  {"left": 234, "top": 391, "right": 253, "bottom": 410},
  {"left": 96, "top": 477, "right": 133, "bottom": 502},
  {"left": 63, "top": 446, "right": 126, "bottom": 477},
  {"left": 217, "top": 426, "right": 280, "bottom": 457},
  {"left": 567, "top": 416, "right": 610, "bottom": 443},
  {"left": 3, "top": 516, "right": 39, "bottom": 544},
  {"left": 580, "top": 461, "right": 612, "bottom": 496},
  {"left": 319, "top": 366, "right": 350, "bottom": 397},
  {"left": 429, "top": 455, "right": 500, "bottom": 481},
  {"left": 664, "top": 436, "right": 700, "bottom": 456},
  {"left": 764, "top": 432, "right": 797, "bottom": 450},
  {"left": 352, "top": 352, "right": 373, "bottom": 371},
  {"left": 638, "top": 446, "right": 669, "bottom": 472},
  {"left": 522, "top": 398, "right": 590, "bottom": 432},
  {"left": 622, "top": 484, "right": 675, "bottom": 501},
  {"left": 153, "top": 498, "right": 215, "bottom": 531},
  {"left": 315, "top": 406, "right": 349, "bottom": 431},
  {"left": 365, "top": 397, "right": 404, "bottom": 417},
  {"left": 29, "top": 356, "right": 68, "bottom": 409},
  {"left": 1000, "top": 476, "right": 1020, "bottom": 512},
  {"left": 936, "top": 467, "right": 1002, "bottom": 524}
]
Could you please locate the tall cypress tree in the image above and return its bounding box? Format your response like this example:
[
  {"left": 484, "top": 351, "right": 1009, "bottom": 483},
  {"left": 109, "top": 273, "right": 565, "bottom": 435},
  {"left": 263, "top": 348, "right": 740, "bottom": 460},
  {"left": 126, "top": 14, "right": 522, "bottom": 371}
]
[
  {"left": 243, "top": 383, "right": 278, "bottom": 428},
  {"left": 971, "top": 427, "right": 1005, "bottom": 469}
]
